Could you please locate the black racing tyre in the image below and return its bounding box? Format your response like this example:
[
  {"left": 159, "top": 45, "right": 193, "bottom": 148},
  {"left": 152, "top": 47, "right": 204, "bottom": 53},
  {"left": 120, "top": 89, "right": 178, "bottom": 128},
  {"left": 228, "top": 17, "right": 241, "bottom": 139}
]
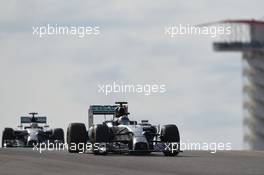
[
  {"left": 2, "top": 128, "right": 15, "bottom": 148},
  {"left": 53, "top": 128, "right": 65, "bottom": 143},
  {"left": 67, "top": 123, "right": 87, "bottom": 153},
  {"left": 93, "top": 124, "right": 111, "bottom": 143},
  {"left": 160, "top": 124, "right": 180, "bottom": 156},
  {"left": 92, "top": 124, "right": 110, "bottom": 155},
  {"left": 37, "top": 131, "right": 46, "bottom": 143}
]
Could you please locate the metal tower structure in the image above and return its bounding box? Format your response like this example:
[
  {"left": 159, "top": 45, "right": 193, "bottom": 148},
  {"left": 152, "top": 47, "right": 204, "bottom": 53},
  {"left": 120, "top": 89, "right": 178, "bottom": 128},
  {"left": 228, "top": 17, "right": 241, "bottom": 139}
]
[{"left": 210, "top": 19, "right": 264, "bottom": 149}]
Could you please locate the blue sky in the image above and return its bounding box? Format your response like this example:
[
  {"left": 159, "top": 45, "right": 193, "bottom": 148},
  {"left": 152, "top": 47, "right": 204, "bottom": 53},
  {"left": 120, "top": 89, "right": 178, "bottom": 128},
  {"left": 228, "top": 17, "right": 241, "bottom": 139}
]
[{"left": 0, "top": 0, "right": 263, "bottom": 149}]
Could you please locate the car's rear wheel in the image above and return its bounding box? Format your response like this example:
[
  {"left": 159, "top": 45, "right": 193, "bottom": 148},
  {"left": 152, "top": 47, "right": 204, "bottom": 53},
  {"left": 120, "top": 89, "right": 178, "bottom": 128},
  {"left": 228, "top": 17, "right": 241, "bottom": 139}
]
[
  {"left": 160, "top": 124, "right": 180, "bottom": 156},
  {"left": 67, "top": 123, "right": 87, "bottom": 153},
  {"left": 2, "top": 128, "right": 15, "bottom": 148}
]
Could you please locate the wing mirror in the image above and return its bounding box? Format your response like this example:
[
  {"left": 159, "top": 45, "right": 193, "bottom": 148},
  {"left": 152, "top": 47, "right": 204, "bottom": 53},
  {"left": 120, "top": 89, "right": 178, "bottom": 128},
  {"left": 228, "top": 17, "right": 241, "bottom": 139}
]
[{"left": 17, "top": 125, "right": 23, "bottom": 129}]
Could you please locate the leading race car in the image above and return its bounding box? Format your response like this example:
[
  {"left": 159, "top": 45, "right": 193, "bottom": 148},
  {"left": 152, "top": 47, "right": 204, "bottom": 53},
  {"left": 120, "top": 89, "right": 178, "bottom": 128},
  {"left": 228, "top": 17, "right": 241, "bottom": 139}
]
[
  {"left": 2, "top": 112, "right": 64, "bottom": 147},
  {"left": 67, "top": 102, "right": 180, "bottom": 156}
]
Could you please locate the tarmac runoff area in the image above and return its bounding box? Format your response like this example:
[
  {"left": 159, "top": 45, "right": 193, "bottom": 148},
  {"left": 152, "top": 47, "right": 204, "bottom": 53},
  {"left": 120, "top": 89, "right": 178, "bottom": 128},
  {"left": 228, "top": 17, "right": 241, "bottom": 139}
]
[{"left": 0, "top": 148, "right": 264, "bottom": 175}]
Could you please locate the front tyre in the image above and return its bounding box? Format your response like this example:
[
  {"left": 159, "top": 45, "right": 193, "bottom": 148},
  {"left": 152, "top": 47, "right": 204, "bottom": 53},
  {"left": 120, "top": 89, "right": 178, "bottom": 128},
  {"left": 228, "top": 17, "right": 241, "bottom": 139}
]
[
  {"left": 91, "top": 124, "right": 110, "bottom": 155},
  {"left": 67, "top": 123, "right": 87, "bottom": 153},
  {"left": 52, "top": 128, "right": 65, "bottom": 143},
  {"left": 2, "top": 128, "right": 15, "bottom": 148},
  {"left": 160, "top": 124, "right": 180, "bottom": 156}
]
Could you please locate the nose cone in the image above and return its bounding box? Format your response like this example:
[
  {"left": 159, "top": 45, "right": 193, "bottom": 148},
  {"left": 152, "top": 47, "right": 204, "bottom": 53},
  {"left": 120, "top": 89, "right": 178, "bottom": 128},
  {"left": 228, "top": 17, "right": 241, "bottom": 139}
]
[{"left": 27, "top": 130, "right": 39, "bottom": 143}]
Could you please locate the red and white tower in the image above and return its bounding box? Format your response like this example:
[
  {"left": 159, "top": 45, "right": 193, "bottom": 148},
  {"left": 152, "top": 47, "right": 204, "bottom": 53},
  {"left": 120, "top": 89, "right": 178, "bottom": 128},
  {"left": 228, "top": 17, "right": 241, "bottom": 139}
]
[{"left": 210, "top": 19, "right": 264, "bottom": 149}]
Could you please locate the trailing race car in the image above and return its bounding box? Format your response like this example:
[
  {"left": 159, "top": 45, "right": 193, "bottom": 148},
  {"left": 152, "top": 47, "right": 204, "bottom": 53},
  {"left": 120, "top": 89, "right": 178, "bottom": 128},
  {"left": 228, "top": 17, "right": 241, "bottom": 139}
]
[
  {"left": 67, "top": 102, "right": 180, "bottom": 156},
  {"left": 2, "top": 112, "right": 64, "bottom": 147}
]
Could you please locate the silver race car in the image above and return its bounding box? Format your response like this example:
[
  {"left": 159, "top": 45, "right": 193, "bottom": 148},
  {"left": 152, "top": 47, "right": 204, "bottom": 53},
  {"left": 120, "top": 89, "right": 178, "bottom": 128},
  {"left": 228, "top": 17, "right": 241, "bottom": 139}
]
[
  {"left": 2, "top": 112, "right": 64, "bottom": 147},
  {"left": 67, "top": 102, "right": 180, "bottom": 156}
]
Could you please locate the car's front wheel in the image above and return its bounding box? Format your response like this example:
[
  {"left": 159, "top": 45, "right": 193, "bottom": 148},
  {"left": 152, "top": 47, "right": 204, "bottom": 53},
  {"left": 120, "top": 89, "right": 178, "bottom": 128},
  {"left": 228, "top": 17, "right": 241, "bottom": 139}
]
[
  {"left": 160, "top": 124, "right": 180, "bottom": 156},
  {"left": 67, "top": 123, "right": 87, "bottom": 153},
  {"left": 91, "top": 124, "right": 111, "bottom": 155},
  {"left": 52, "top": 128, "right": 65, "bottom": 143},
  {"left": 2, "top": 128, "right": 15, "bottom": 148}
]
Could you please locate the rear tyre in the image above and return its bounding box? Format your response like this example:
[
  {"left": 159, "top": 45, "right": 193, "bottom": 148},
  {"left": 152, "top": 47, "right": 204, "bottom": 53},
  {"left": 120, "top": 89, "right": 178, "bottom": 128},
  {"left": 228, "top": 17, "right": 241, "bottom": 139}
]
[
  {"left": 91, "top": 124, "right": 110, "bottom": 155},
  {"left": 2, "top": 128, "right": 15, "bottom": 148},
  {"left": 160, "top": 124, "right": 180, "bottom": 156},
  {"left": 67, "top": 123, "right": 87, "bottom": 153}
]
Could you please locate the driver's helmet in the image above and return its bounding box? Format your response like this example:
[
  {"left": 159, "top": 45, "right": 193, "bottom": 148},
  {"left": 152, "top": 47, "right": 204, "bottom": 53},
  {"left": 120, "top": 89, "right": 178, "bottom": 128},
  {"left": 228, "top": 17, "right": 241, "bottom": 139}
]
[
  {"left": 118, "top": 116, "right": 130, "bottom": 125},
  {"left": 31, "top": 123, "right": 38, "bottom": 128},
  {"left": 115, "top": 106, "right": 127, "bottom": 118}
]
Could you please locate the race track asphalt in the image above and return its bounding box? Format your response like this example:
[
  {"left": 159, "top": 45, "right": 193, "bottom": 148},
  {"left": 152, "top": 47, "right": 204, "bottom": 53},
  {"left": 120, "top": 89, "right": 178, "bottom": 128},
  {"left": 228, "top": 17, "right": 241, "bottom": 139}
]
[{"left": 0, "top": 148, "right": 263, "bottom": 175}]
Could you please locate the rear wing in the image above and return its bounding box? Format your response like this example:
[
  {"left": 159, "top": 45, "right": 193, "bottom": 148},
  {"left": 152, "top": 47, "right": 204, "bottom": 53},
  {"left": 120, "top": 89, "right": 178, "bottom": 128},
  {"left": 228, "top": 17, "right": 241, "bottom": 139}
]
[
  {"left": 20, "top": 116, "right": 47, "bottom": 124},
  {"left": 88, "top": 105, "right": 117, "bottom": 128}
]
